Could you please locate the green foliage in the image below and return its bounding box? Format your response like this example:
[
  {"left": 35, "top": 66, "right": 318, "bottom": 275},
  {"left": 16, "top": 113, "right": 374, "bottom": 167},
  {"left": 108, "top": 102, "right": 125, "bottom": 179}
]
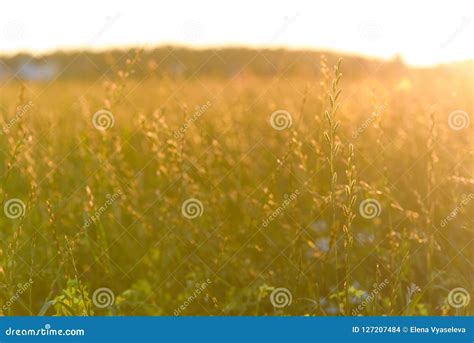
[
  {"left": 0, "top": 50, "right": 471, "bottom": 316},
  {"left": 51, "top": 280, "right": 92, "bottom": 316}
]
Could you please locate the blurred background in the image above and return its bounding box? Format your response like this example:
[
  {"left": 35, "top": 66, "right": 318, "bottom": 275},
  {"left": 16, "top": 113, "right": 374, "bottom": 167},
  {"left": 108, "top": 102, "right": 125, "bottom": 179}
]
[
  {"left": 0, "top": 0, "right": 472, "bottom": 317},
  {"left": 1, "top": 0, "right": 473, "bottom": 82}
]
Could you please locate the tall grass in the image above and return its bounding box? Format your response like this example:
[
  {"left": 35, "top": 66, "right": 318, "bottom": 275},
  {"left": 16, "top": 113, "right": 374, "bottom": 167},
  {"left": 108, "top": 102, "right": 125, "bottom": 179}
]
[{"left": 0, "top": 50, "right": 472, "bottom": 316}]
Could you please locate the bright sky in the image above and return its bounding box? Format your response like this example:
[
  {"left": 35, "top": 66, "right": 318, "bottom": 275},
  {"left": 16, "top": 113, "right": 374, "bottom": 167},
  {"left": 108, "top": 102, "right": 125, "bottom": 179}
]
[{"left": 1, "top": 0, "right": 473, "bottom": 66}]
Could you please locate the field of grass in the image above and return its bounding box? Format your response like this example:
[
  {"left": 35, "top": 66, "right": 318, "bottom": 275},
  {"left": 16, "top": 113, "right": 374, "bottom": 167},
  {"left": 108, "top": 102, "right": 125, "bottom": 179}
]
[{"left": 0, "top": 49, "right": 472, "bottom": 316}]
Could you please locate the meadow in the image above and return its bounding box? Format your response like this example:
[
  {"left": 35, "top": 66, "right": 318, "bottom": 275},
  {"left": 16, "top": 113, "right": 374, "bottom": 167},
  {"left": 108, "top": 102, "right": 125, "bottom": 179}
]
[{"left": 0, "top": 48, "right": 472, "bottom": 316}]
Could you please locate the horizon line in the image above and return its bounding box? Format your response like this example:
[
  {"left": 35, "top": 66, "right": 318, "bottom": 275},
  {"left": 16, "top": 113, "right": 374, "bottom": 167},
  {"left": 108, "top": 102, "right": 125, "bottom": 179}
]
[{"left": 1, "top": 43, "right": 472, "bottom": 69}]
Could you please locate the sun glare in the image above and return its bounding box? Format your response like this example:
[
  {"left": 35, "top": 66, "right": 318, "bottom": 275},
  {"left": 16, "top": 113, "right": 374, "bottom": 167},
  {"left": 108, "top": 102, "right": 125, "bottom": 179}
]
[{"left": 1, "top": 0, "right": 473, "bottom": 66}]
